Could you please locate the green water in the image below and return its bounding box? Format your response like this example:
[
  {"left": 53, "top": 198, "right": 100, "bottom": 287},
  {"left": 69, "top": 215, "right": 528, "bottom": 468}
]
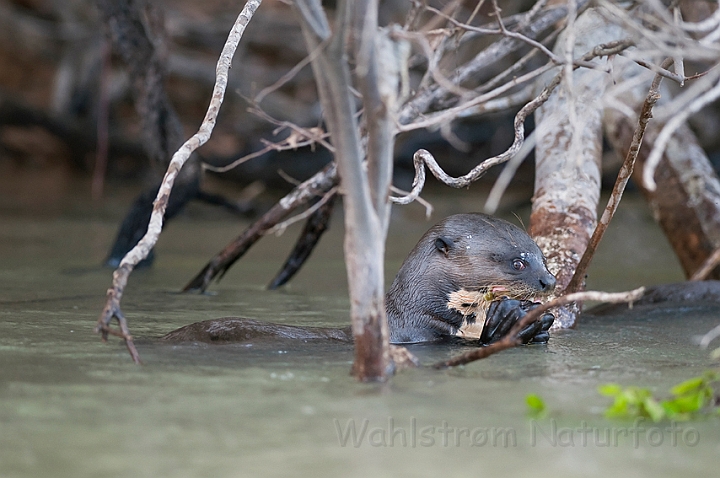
[{"left": 1, "top": 180, "right": 718, "bottom": 478}]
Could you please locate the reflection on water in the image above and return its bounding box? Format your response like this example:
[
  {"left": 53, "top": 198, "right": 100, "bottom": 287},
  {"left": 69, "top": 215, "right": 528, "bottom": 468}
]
[{"left": 1, "top": 182, "right": 718, "bottom": 478}]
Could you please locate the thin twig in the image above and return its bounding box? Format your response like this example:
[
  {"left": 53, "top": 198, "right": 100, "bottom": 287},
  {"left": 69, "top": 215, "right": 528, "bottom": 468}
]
[
  {"left": 475, "top": 27, "right": 561, "bottom": 95},
  {"left": 398, "top": 0, "right": 593, "bottom": 125},
  {"left": 203, "top": 128, "right": 329, "bottom": 174},
  {"left": 400, "top": 37, "right": 633, "bottom": 133},
  {"left": 699, "top": 323, "right": 720, "bottom": 349},
  {"left": 391, "top": 39, "right": 633, "bottom": 206},
  {"left": 624, "top": 55, "right": 686, "bottom": 84},
  {"left": 94, "top": 0, "right": 263, "bottom": 363},
  {"left": 398, "top": 62, "right": 554, "bottom": 132},
  {"left": 397, "top": 29, "right": 470, "bottom": 98},
  {"left": 433, "top": 288, "right": 645, "bottom": 368},
  {"left": 691, "top": 246, "right": 720, "bottom": 281},
  {"left": 484, "top": 130, "right": 536, "bottom": 214},
  {"left": 254, "top": 37, "right": 330, "bottom": 104},
  {"left": 597, "top": 0, "right": 720, "bottom": 62},
  {"left": 266, "top": 186, "right": 338, "bottom": 235},
  {"left": 672, "top": 7, "right": 685, "bottom": 87},
  {"left": 565, "top": 58, "right": 672, "bottom": 294},
  {"left": 643, "top": 76, "right": 720, "bottom": 191},
  {"left": 250, "top": 106, "right": 335, "bottom": 151},
  {"left": 428, "top": 1, "right": 555, "bottom": 61},
  {"left": 390, "top": 185, "right": 433, "bottom": 218}
]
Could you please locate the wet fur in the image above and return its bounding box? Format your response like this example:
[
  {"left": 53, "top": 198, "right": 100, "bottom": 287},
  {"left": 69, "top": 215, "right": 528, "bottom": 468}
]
[
  {"left": 163, "top": 213, "right": 555, "bottom": 345},
  {"left": 386, "top": 213, "right": 555, "bottom": 343}
]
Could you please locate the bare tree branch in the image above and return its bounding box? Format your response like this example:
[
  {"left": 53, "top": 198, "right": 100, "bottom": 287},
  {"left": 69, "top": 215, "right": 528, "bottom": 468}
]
[
  {"left": 698, "top": 323, "right": 720, "bottom": 350},
  {"left": 183, "top": 162, "right": 337, "bottom": 292},
  {"left": 391, "top": 38, "right": 633, "bottom": 207},
  {"left": 484, "top": 131, "right": 536, "bottom": 214},
  {"left": 296, "top": 0, "right": 395, "bottom": 381},
  {"left": 95, "top": 0, "right": 263, "bottom": 363},
  {"left": 691, "top": 246, "right": 720, "bottom": 281},
  {"left": 565, "top": 58, "right": 672, "bottom": 294},
  {"left": 267, "top": 191, "right": 338, "bottom": 290},
  {"left": 597, "top": 0, "right": 720, "bottom": 61},
  {"left": 397, "top": 62, "right": 554, "bottom": 133},
  {"left": 397, "top": 0, "right": 593, "bottom": 125},
  {"left": 643, "top": 76, "right": 720, "bottom": 191},
  {"left": 267, "top": 187, "right": 338, "bottom": 235},
  {"left": 433, "top": 288, "right": 645, "bottom": 369}
]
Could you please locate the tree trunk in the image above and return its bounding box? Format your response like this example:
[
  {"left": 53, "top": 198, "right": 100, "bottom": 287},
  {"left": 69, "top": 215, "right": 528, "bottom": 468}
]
[
  {"left": 295, "top": 0, "right": 393, "bottom": 381},
  {"left": 529, "top": 9, "right": 624, "bottom": 328}
]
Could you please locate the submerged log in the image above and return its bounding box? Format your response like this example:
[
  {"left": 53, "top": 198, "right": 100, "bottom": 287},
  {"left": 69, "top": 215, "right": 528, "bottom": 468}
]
[
  {"left": 268, "top": 192, "right": 337, "bottom": 289},
  {"left": 585, "top": 281, "right": 720, "bottom": 315}
]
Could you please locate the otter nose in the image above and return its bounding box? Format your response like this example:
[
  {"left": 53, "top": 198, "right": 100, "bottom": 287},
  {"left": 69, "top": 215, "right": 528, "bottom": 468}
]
[{"left": 539, "top": 274, "right": 556, "bottom": 292}]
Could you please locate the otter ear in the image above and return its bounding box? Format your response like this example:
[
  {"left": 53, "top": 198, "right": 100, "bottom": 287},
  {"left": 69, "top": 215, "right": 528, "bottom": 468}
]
[{"left": 435, "top": 236, "right": 453, "bottom": 257}]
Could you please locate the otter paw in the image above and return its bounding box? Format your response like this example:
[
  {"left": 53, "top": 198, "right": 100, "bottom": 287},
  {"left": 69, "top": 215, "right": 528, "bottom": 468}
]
[
  {"left": 480, "top": 299, "right": 554, "bottom": 345},
  {"left": 529, "top": 312, "right": 555, "bottom": 344}
]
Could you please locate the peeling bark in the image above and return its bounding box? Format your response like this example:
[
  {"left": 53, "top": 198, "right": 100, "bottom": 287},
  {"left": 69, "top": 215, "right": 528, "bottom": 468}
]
[{"left": 529, "top": 9, "right": 625, "bottom": 328}]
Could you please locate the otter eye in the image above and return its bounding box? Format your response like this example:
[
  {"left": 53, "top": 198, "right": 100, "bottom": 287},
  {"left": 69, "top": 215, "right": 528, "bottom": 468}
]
[{"left": 512, "top": 259, "right": 526, "bottom": 271}]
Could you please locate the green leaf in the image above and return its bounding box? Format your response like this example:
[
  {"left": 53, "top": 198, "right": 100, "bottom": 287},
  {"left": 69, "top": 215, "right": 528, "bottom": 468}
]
[
  {"left": 526, "top": 394, "right": 546, "bottom": 412},
  {"left": 620, "top": 387, "right": 652, "bottom": 408},
  {"left": 671, "top": 377, "right": 705, "bottom": 396},
  {"left": 605, "top": 396, "right": 630, "bottom": 418},
  {"left": 643, "top": 397, "right": 666, "bottom": 422},
  {"left": 666, "top": 392, "right": 708, "bottom": 413},
  {"left": 599, "top": 371, "right": 720, "bottom": 421},
  {"left": 598, "top": 384, "right": 623, "bottom": 397}
]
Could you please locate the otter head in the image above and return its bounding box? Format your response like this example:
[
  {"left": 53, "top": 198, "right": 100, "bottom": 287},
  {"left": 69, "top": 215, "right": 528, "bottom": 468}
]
[{"left": 386, "top": 213, "right": 556, "bottom": 343}]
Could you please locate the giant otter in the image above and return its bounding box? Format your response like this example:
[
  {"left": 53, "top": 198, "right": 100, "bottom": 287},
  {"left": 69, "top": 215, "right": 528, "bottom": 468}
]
[{"left": 162, "top": 213, "right": 556, "bottom": 345}]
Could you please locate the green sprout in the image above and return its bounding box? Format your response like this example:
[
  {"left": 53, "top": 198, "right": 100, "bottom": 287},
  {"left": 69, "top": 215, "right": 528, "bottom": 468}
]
[
  {"left": 526, "top": 393, "right": 547, "bottom": 419},
  {"left": 599, "top": 371, "right": 719, "bottom": 422}
]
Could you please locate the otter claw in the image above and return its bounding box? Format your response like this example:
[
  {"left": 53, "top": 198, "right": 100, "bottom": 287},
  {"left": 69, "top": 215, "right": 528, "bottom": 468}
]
[
  {"left": 480, "top": 299, "right": 554, "bottom": 345},
  {"left": 530, "top": 331, "right": 550, "bottom": 344},
  {"left": 520, "top": 310, "right": 554, "bottom": 344}
]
